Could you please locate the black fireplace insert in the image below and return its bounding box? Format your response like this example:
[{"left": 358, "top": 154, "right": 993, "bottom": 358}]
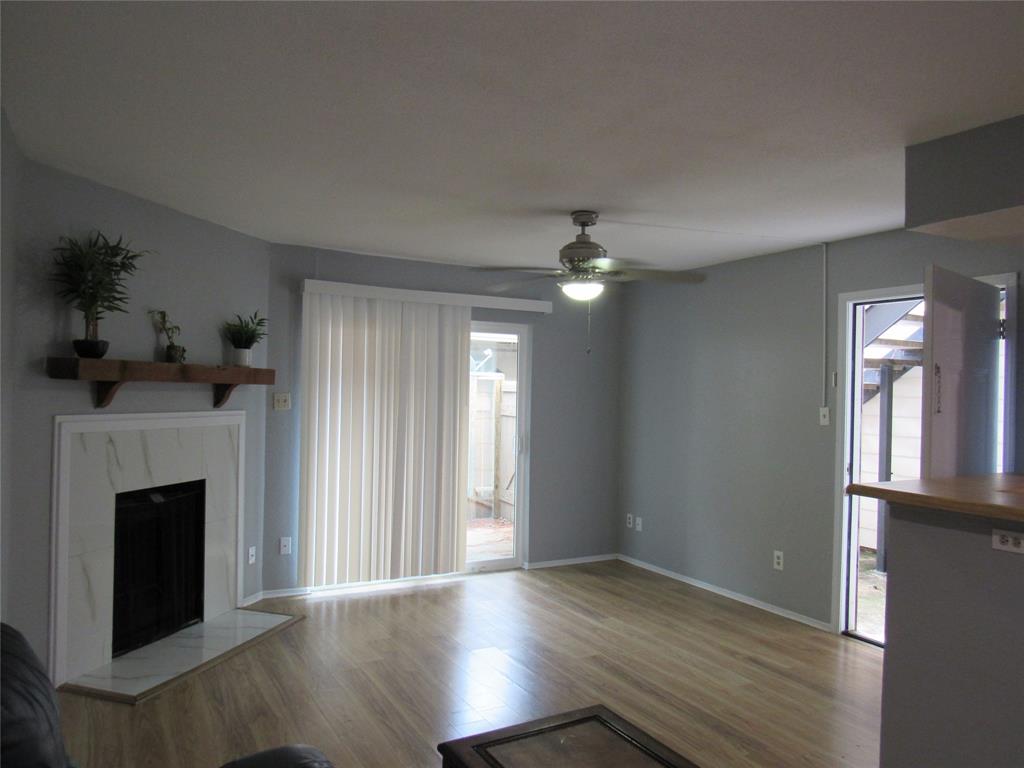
[{"left": 112, "top": 479, "right": 205, "bottom": 657}]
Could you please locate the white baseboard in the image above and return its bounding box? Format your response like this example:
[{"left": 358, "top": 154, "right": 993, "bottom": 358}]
[
  {"left": 239, "top": 571, "right": 472, "bottom": 606},
  {"left": 243, "top": 553, "right": 832, "bottom": 634},
  {"left": 616, "top": 554, "right": 833, "bottom": 633},
  {"left": 239, "top": 587, "right": 310, "bottom": 606},
  {"left": 522, "top": 554, "right": 619, "bottom": 570}
]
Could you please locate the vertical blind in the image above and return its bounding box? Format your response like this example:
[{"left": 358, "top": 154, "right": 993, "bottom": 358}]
[{"left": 299, "top": 291, "right": 470, "bottom": 587}]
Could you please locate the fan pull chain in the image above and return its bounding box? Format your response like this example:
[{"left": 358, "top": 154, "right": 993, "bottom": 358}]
[{"left": 586, "top": 300, "right": 593, "bottom": 355}]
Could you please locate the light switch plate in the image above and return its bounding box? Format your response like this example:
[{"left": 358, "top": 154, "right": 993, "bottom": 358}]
[
  {"left": 818, "top": 407, "right": 831, "bottom": 426},
  {"left": 280, "top": 537, "right": 292, "bottom": 556},
  {"left": 273, "top": 392, "right": 292, "bottom": 411},
  {"left": 248, "top": 546, "right": 257, "bottom": 565}
]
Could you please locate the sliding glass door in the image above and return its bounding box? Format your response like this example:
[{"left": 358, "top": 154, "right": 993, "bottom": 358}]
[{"left": 465, "top": 322, "right": 530, "bottom": 570}]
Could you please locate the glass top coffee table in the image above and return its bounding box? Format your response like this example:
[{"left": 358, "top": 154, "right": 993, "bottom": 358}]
[{"left": 437, "top": 705, "right": 700, "bottom": 768}]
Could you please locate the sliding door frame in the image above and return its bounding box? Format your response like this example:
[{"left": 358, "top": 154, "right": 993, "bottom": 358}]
[{"left": 465, "top": 321, "right": 532, "bottom": 572}]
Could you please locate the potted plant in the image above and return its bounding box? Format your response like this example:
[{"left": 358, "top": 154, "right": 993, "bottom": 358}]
[
  {"left": 52, "top": 231, "right": 145, "bottom": 358},
  {"left": 148, "top": 309, "right": 187, "bottom": 363},
  {"left": 222, "top": 311, "right": 267, "bottom": 366}
]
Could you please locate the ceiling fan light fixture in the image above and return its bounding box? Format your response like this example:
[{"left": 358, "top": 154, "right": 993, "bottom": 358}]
[{"left": 559, "top": 280, "right": 605, "bottom": 301}]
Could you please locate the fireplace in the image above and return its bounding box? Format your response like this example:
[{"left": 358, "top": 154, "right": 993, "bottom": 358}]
[
  {"left": 51, "top": 411, "right": 243, "bottom": 683},
  {"left": 113, "top": 479, "right": 206, "bottom": 657}
]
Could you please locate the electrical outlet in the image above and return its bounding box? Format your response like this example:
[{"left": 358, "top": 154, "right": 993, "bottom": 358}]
[
  {"left": 635, "top": 517, "right": 643, "bottom": 532},
  {"left": 248, "top": 546, "right": 257, "bottom": 565},
  {"left": 818, "top": 407, "right": 831, "bottom": 426},
  {"left": 279, "top": 536, "right": 292, "bottom": 556},
  {"left": 773, "top": 550, "right": 784, "bottom": 571},
  {"left": 626, "top": 513, "right": 634, "bottom": 528},
  {"left": 273, "top": 392, "right": 292, "bottom": 411},
  {"left": 992, "top": 529, "right": 1024, "bottom": 554}
]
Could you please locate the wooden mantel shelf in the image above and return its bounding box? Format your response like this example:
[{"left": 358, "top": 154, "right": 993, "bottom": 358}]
[{"left": 46, "top": 357, "right": 276, "bottom": 408}]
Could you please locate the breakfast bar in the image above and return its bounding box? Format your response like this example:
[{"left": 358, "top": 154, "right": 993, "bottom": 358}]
[{"left": 847, "top": 474, "right": 1024, "bottom": 768}]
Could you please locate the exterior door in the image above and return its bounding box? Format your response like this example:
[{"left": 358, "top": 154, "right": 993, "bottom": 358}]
[{"left": 921, "top": 265, "right": 1001, "bottom": 477}]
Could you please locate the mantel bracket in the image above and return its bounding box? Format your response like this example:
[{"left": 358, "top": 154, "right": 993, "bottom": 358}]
[
  {"left": 213, "top": 383, "right": 240, "bottom": 408},
  {"left": 95, "top": 381, "right": 125, "bottom": 408}
]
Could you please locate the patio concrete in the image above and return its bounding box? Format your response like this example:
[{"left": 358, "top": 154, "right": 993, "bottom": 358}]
[{"left": 466, "top": 517, "right": 514, "bottom": 562}]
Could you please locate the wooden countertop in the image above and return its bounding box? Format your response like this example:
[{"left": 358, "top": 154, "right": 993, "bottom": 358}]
[{"left": 847, "top": 474, "right": 1024, "bottom": 524}]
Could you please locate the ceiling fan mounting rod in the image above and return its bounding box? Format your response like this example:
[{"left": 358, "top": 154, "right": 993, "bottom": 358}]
[{"left": 570, "top": 210, "right": 600, "bottom": 232}]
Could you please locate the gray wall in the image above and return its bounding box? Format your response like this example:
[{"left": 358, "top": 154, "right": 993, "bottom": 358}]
[
  {"left": 880, "top": 505, "right": 1024, "bottom": 767},
  {"left": 1, "top": 141, "right": 272, "bottom": 655},
  {"left": 261, "top": 244, "right": 623, "bottom": 590},
  {"left": 905, "top": 115, "right": 1024, "bottom": 228},
  {"left": 619, "top": 231, "right": 1024, "bottom": 623}
]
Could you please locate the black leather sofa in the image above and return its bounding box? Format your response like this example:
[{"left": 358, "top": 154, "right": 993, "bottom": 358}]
[{"left": 1, "top": 623, "right": 333, "bottom": 768}]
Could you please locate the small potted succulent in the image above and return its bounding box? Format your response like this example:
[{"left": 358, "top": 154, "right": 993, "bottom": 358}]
[
  {"left": 52, "top": 231, "right": 146, "bottom": 358},
  {"left": 222, "top": 310, "right": 267, "bottom": 366},
  {"left": 148, "top": 309, "right": 187, "bottom": 363}
]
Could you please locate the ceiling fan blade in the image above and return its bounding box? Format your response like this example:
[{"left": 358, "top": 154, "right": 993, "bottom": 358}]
[
  {"left": 472, "top": 266, "right": 565, "bottom": 275},
  {"left": 583, "top": 257, "right": 629, "bottom": 272},
  {"left": 585, "top": 257, "right": 705, "bottom": 283},
  {"left": 602, "top": 268, "right": 705, "bottom": 284},
  {"left": 487, "top": 273, "right": 564, "bottom": 293}
]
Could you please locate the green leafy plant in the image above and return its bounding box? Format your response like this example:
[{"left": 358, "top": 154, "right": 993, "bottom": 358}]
[
  {"left": 52, "top": 231, "right": 146, "bottom": 340},
  {"left": 222, "top": 310, "right": 268, "bottom": 349},
  {"left": 148, "top": 309, "right": 181, "bottom": 345},
  {"left": 148, "top": 309, "right": 186, "bottom": 362}
]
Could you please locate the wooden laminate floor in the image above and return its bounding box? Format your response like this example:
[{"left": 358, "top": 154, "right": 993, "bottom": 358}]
[{"left": 59, "top": 561, "right": 883, "bottom": 768}]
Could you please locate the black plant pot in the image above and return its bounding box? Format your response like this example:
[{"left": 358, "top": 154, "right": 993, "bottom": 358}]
[
  {"left": 73, "top": 339, "right": 109, "bottom": 359},
  {"left": 165, "top": 344, "right": 186, "bottom": 363}
]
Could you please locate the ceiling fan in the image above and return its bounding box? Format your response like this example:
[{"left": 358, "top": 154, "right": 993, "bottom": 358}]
[{"left": 483, "top": 210, "right": 705, "bottom": 300}]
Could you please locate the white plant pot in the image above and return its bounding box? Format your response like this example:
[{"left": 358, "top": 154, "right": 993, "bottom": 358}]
[{"left": 232, "top": 347, "right": 253, "bottom": 367}]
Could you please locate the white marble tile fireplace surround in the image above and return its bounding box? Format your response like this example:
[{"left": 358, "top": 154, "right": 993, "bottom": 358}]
[{"left": 49, "top": 411, "right": 247, "bottom": 686}]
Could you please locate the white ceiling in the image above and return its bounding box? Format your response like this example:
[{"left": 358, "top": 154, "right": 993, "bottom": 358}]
[{"left": 3, "top": 2, "right": 1022, "bottom": 269}]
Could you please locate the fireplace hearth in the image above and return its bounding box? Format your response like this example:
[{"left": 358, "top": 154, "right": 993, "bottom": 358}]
[{"left": 113, "top": 479, "right": 205, "bottom": 657}]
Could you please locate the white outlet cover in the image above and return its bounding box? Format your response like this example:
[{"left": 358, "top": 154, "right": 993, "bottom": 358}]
[
  {"left": 273, "top": 392, "right": 292, "bottom": 411},
  {"left": 635, "top": 517, "right": 643, "bottom": 532},
  {"left": 818, "top": 407, "right": 831, "bottom": 426},
  {"left": 773, "top": 550, "right": 784, "bottom": 570},
  {"left": 626, "top": 514, "right": 633, "bottom": 528},
  {"left": 248, "top": 545, "right": 257, "bottom": 565},
  {"left": 992, "top": 529, "right": 1024, "bottom": 553}
]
